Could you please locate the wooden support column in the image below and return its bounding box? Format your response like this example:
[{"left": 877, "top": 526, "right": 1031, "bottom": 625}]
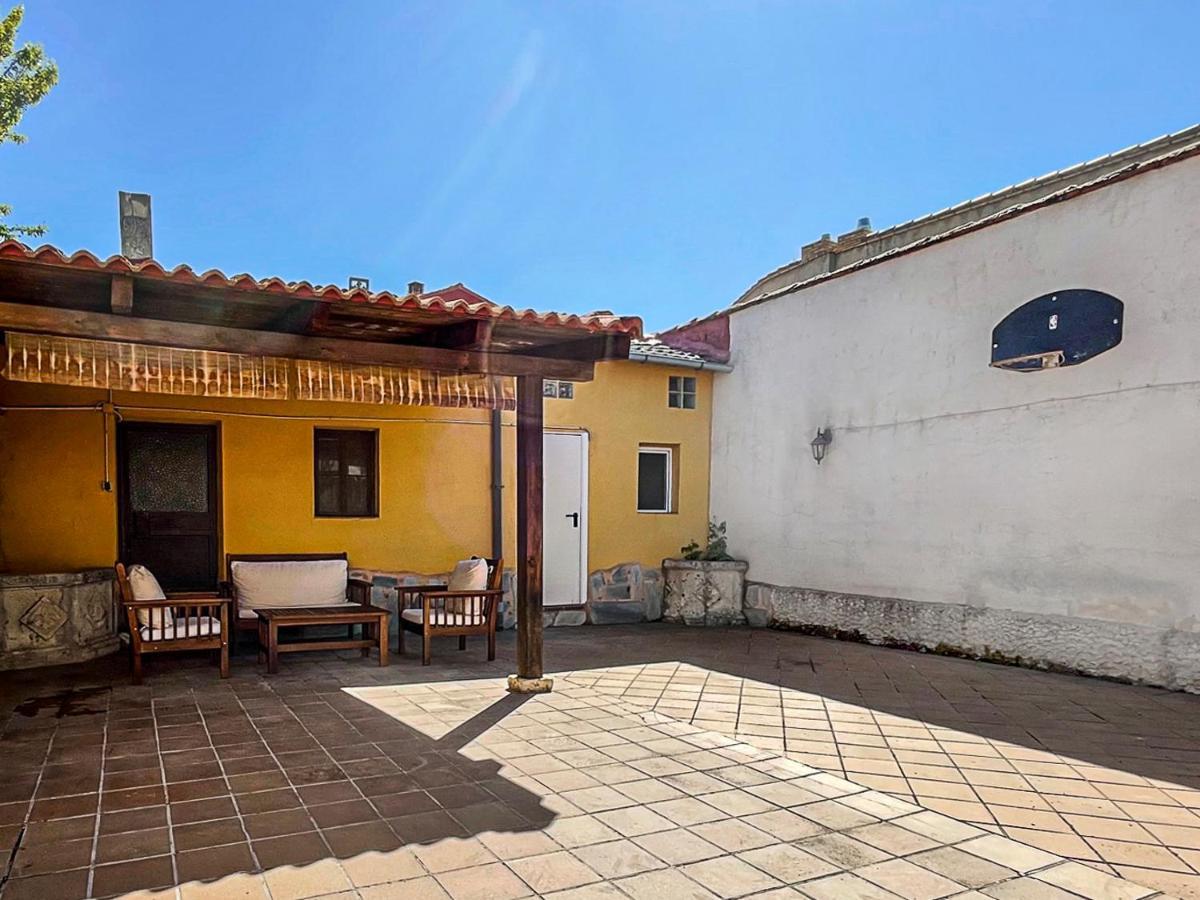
[{"left": 508, "top": 373, "right": 552, "bottom": 693}]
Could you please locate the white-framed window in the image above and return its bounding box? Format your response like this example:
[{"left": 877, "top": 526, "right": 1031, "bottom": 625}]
[
  {"left": 637, "top": 446, "right": 673, "bottom": 513},
  {"left": 543, "top": 379, "right": 574, "bottom": 399},
  {"left": 668, "top": 375, "right": 696, "bottom": 409}
]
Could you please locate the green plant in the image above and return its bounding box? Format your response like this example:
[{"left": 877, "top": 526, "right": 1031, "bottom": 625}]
[
  {"left": 1, "top": 5, "right": 58, "bottom": 240},
  {"left": 681, "top": 519, "right": 735, "bottom": 561}
]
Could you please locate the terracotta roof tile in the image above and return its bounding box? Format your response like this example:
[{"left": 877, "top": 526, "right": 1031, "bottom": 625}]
[{"left": 0, "top": 241, "right": 643, "bottom": 337}]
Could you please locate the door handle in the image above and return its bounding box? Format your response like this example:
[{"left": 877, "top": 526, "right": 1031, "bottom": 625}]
[{"left": 565, "top": 512, "right": 579, "bottom": 528}]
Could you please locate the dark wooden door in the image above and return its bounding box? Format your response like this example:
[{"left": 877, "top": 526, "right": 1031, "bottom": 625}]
[{"left": 118, "top": 422, "right": 220, "bottom": 591}]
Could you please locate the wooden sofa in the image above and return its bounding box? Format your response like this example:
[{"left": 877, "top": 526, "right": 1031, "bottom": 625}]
[
  {"left": 399, "top": 557, "right": 504, "bottom": 665},
  {"left": 223, "top": 552, "right": 372, "bottom": 650},
  {"left": 114, "top": 562, "right": 230, "bottom": 684}
]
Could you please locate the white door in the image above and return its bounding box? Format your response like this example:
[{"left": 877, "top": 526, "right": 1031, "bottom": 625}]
[{"left": 543, "top": 431, "right": 588, "bottom": 607}]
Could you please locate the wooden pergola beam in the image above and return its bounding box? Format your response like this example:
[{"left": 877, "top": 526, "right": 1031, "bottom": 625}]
[
  {"left": 508, "top": 373, "right": 550, "bottom": 693},
  {"left": 0, "top": 300, "right": 595, "bottom": 381}
]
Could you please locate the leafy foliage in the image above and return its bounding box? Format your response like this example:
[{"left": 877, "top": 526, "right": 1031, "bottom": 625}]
[
  {"left": 681, "top": 519, "right": 735, "bottom": 561},
  {"left": 1, "top": 5, "right": 57, "bottom": 240}
]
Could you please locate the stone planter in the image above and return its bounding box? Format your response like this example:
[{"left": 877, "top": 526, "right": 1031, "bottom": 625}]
[
  {"left": 662, "top": 558, "right": 748, "bottom": 626},
  {"left": 0, "top": 569, "right": 119, "bottom": 670}
]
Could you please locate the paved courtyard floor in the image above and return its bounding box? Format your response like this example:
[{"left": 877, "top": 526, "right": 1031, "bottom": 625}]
[{"left": 0, "top": 624, "right": 1196, "bottom": 899}]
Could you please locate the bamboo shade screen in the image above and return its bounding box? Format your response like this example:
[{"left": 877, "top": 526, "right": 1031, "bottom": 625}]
[
  {"left": 294, "top": 360, "right": 516, "bottom": 410},
  {"left": 3, "top": 332, "right": 291, "bottom": 399},
  {"left": 2, "top": 332, "right": 517, "bottom": 410}
]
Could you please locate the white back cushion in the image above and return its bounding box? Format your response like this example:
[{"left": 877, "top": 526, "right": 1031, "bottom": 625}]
[
  {"left": 128, "top": 565, "right": 171, "bottom": 629},
  {"left": 447, "top": 558, "right": 488, "bottom": 592},
  {"left": 231, "top": 559, "right": 348, "bottom": 610}
]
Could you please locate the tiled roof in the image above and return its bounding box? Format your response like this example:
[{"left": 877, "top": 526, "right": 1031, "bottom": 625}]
[
  {"left": 629, "top": 339, "right": 708, "bottom": 363},
  {"left": 0, "top": 241, "right": 642, "bottom": 336}
]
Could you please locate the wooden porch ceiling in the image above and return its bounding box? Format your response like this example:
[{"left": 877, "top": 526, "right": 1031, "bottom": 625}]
[{"left": 0, "top": 246, "right": 640, "bottom": 381}]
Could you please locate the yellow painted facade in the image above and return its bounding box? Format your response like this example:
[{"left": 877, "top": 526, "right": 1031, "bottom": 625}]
[{"left": 0, "top": 361, "right": 712, "bottom": 579}]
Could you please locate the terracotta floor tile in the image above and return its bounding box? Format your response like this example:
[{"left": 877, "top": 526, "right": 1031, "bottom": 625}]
[
  {"left": 96, "top": 825, "right": 173, "bottom": 863},
  {"left": 91, "top": 854, "right": 176, "bottom": 898},
  {"left": 175, "top": 841, "right": 256, "bottom": 882}
]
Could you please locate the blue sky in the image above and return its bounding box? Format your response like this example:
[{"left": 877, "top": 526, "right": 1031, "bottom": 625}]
[{"left": 7, "top": 2, "right": 1200, "bottom": 331}]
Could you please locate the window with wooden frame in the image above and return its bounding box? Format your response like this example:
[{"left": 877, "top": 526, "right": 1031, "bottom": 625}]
[
  {"left": 637, "top": 446, "right": 674, "bottom": 513},
  {"left": 668, "top": 375, "right": 697, "bottom": 409},
  {"left": 314, "top": 428, "right": 379, "bottom": 517}
]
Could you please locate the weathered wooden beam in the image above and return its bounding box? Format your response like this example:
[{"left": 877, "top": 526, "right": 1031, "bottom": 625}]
[
  {"left": 0, "top": 301, "right": 595, "bottom": 381},
  {"left": 420, "top": 319, "right": 496, "bottom": 351},
  {"left": 525, "top": 332, "right": 631, "bottom": 361},
  {"left": 509, "top": 374, "right": 550, "bottom": 694},
  {"left": 110, "top": 275, "right": 134, "bottom": 315}
]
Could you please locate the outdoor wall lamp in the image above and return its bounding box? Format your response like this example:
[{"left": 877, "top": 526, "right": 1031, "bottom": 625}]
[{"left": 810, "top": 428, "right": 832, "bottom": 464}]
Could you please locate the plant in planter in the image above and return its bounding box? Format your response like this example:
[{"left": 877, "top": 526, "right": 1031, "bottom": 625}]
[{"left": 664, "top": 520, "right": 748, "bottom": 626}]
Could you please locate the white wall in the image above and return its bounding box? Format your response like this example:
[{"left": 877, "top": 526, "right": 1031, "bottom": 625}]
[{"left": 713, "top": 156, "right": 1200, "bottom": 645}]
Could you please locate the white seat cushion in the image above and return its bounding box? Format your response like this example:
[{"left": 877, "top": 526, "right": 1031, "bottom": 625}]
[
  {"left": 231, "top": 559, "right": 348, "bottom": 611},
  {"left": 139, "top": 615, "right": 221, "bottom": 641},
  {"left": 128, "top": 565, "right": 171, "bottom": 630},
  {"left": 447, "top": 558, "right": 488, "bottom": 592},
  {"left": 401, "top": 608, "right": 485, "bottom": 627}
]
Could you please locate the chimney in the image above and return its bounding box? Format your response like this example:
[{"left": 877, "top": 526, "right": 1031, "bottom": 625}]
[
  {"left": 408, "top": 281, "right": 424, "bottom": 295},
  {"left": 118, "top": 191, "right": 153, "bottom": 260},
  {"left": 836, "top": 216, "right": 874, "bottom": 250}
]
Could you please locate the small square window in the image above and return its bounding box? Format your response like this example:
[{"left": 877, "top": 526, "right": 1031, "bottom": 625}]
[
  {"left": 668, "top": 375, "right": 697, "bottom": 409},
  {"left": 314, "top": 428, "right": 378, "bottom": 517},
  {"left": 543, "top": 379, "right": 574, "bottom": 400},
  {"left": 637, "top": 447, "right": 673, "bottom": 513}
]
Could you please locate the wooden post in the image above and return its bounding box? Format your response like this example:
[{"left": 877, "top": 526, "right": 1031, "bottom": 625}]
[{"left": 509, "top": 374, "right": 552, "bottom": 693}]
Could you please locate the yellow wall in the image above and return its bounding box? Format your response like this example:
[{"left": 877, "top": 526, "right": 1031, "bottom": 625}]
[
  {"left": 0, "top": 360, "right": 712, "bottom": 578},
  {"left": 544, "top": 361, "right": 713, "bottom": 572}
]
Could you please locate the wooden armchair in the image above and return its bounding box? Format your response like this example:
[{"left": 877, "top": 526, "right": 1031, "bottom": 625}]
[
  {"left": 114, "top": 562, "right": 230, "bottom": 685},
  {"left": 222, "top": 552, "right": 372, "bottom": 651},
  {"left": 399, "top": 557, "right": 504, "bottom": 665}
]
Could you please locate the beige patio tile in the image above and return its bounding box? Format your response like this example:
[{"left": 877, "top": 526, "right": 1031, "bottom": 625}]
[
  {"left": 1113, "top": 866, "right": 1200, "bottom": 900},
  {"left": 683, "top": 856, "right": 784, "bottom": 898},
  {"left": 570, "top": 838, "right": 664, "bottom": 879},
  {"left": 360, "top": 876, "right": 451, "bottom": 899},
  {"left": 632, "top": 828, "right": 725, "bottom": 865},
  {"left": 856, "top": 858, "right": 965, "bottom": 900},
  {"left": 595, "top": 804, "right": 676, "bottom": 837},
  {"left": 908, "top": 846, "right": 1014, "bottom": 890},
  {"left": 742, "top": 808, "right": 827, "bottom": 842},
  {"left": 648, "top": 797, "right": 727, "bottom": 827},
  {"left": 1045, "top": 794, "right": 1126, "bottom": 817},
  {"left": 614, "top": 867, "right": 720, "bottom": 900},
  {"left": 958, "top": 834, "right": 1060, "bottom": 873},
  {"left": 979, "top": 876, "right": 1086, "bottom": 899},
  {"left": 691, "top": 818, "right": 778, "bottom": 852},
  {"left": 738, "top": 842, "right": 838, "bottom": 883},
  {"left": 1086, "top": 837, "right": 1194, "bottom": 872},
  {"left": 559, "top": 786, "right": 634, "bottom": 813},
  {"left": 989, "top": 805, "right": 1071, "bottom": 832},
  {"left": 796, "top": 832, "right": 891, "bottom": 869},
  {"left": 703, "top": 789, "right": 776, "bottom": 817},
  {"left": 414, "top": 837, "right": 498, "bottom": 874},
  {"left": 1002, "top": 827, "right": 1101, "bottom": 861},
  {"left": 541, "top": 883, "right": 628, "bottom": 900},
  {"left": 910, "top": 779, "right": 979, "bottom": 802},
  {"left": 536, "top": 770, "right": 604, "bottom": 792},
  {"left": 1147, "top": 821, "right": 1200, "bottom": 850},
  {"left": 340, "top": 848, "right": 425, "bottom": 887},
  {"left": 795, "top": 799, "right": 878, "bottom": 831},
  {"left": 746, "top": 781, "right": 824, "bottom": 808},
  {"left": 1033, "top": 861, "right": 1157, "bottom": 900},
  {"left": 848, "top": 821, "right": 940, "bottom": 856},
  {"left": 478, "top": 828, "right": 561, "bottom": 860},
  {"left": 796, "top": 872, "right": 903, "bottom": 899},
  {"left": 263, "top": 859, "right": 353, "bottom": 900},
  {"left": 507, "top": 850, "right": 601, "bottom": 894},
  {"left": 1064, "top": 813, "right": 1159, "bottom": 843},
  {"left": 920, "top": 797, "right": 996, "bottom": 824},
  {"left": 437, "top": 862, "right": 532, "bottom": 900},
  {"left": 1120, "top": 801, "right": 1200, "bottom": 827},
  {"left": 544, "top": 814, "right": 623, "bottom": 849},
  {"left": 178, "top": 872, "right": 270, "bottom": 899}
]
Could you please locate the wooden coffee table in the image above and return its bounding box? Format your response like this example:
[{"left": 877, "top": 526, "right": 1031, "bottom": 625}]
[{"left": 256, "top": 605, "right": 390, "bottom": 673}]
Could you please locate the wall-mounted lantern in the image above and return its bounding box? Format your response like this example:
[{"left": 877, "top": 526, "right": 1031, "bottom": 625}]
[{"left": 810, "top": 428, "right": 832, "bottom": 465}]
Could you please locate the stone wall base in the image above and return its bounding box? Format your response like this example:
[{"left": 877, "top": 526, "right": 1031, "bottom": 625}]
[{"left": 745, "top": 582, "right": 1200, "bottom": 693}]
